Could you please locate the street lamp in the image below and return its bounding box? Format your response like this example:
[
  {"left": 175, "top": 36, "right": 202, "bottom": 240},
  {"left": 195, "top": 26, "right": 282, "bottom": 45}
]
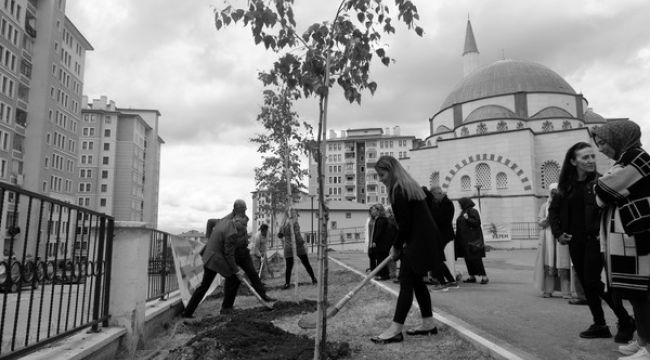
[{"left": 475, "top": 184, "right": 482, "bottom": 213}]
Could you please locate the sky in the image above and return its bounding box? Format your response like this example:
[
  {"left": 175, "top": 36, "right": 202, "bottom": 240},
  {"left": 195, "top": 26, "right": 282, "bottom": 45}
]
[{"left": 65, "top": 0, "right": 650, "bottom": 235}]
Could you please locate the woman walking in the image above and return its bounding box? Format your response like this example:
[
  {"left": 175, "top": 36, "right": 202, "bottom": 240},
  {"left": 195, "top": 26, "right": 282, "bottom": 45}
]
[
  {"left": 548, "top": 141, "right": 635, "bottom": 341},
  {"left": 533, "top": 183, "right": 571, "bottom": 298},
  {"left": 455, "top": 198, "right": 489, "bottom": 284},
  {"left": 278, "top": 208, "right": 317, "bottom": 289},
  {"left": 592, "top": 120, "right": 650, "bottom": 359},
  {"left": 370, "top": 155, "right": 442, "bottom": 344}
]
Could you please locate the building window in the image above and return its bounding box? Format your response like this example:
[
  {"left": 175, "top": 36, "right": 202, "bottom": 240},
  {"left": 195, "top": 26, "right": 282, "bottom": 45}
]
[
  {"left": 542, "top": 120, "right": 554, "bottom": 132},
  {"left": 475, "top": 163, "right": 491, "bottom": 189},
  {"left": 104, "top": 129, "right": 111, "bottom": 137},
  {"left": 345, "top": 212, "right": 351, "bottom": 219},
  {"left": 541, "top": 160, "right": 560, "bottom": 189},
  {"left": 496, "top": 172, "right": 508, "bottom": 190},
  {"left": 100, "top": 198, "right": 106, "bottom": 207},
  {"left": 461, "top": 175, "right": 471, "bottom": 191},
  {"left": 331, "top": 221, "right": 337, "bottom": 229},
  {"left": 100, "top": 184, "right": 107, "bottom": 192},
  {"left": 102, "top": 156, "right": 109, "bottom": 165},
  {"left": 102, "top": 170, "right": 108, "bottom": 179}
]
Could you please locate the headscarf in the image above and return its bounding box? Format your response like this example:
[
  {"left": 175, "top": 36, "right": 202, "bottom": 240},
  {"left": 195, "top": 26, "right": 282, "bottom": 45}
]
[
  {"left": 458, "top": 197, "right": 475, "bottom": 211},
  {"left": 546, "top": 183, "right": 558, "bottom": 205},
  {"left": 591, "top": 120, "right": 642, "bottom": 160}
]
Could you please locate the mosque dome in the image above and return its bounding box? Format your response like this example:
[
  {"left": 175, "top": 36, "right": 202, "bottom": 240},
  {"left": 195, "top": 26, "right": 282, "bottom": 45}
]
[
  {"left": 584, "top": 109, "right": 606, "bottom": 123},
  {"left": 440, "top": 59, "right": 576, "bottom": 111}
]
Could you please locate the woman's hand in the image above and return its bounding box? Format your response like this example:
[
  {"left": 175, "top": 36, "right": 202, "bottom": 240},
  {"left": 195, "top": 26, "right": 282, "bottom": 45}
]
[
  {"left": 389, "top": 246, "right": 400, "bottom": 260},
  {"left": 558, "top": 233, "right": 572, "bottom": 245}
]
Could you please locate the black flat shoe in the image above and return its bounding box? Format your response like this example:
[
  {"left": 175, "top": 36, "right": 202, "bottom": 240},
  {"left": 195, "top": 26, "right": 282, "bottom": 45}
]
[
  {"left": 406, "top": 327, "right": 438, "bottom": 336},
  {"left": 463, "top": 278, "right": 476, "bottom": 283},
  {"left": 370, "top": 332, "right": 404, "bottom": 344}
]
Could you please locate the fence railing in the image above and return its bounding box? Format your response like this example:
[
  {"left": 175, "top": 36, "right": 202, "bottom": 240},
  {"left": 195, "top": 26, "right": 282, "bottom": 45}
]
[
  {"left": 0, "top": 182, "right": 113, "bottom": 359},
  {"left": 147, "top": 230, "right": 178, "bottom": 301}
]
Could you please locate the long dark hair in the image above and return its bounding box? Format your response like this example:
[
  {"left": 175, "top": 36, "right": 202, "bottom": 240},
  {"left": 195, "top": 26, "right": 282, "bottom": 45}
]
[
  {"left": 557, "top": 141, "right": 595, "bottom": 196},
  {"left": 374, "top": 155, "right": 425, "bottom": 203}
]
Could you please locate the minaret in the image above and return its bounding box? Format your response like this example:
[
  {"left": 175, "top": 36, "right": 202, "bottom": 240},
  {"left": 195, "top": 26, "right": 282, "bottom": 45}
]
[{"left": 462, "top": 17, "right": 480, "bottom": 77}]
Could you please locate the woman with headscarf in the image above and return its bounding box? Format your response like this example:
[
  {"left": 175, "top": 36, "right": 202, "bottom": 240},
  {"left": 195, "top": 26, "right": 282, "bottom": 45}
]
[
  {"left": 533, "top": 183, "right": 571, "bottom": 298},
  {"left": 548, "top": 141, "right": 634, "bottom": 342},
  {"left": 592, "top": 120, "right": 650, "bottom": 359},
  {"left": 370, "top": 156, "right": 442, "bottom": 344},
  {"left": 455, "top": 197, "right": 488, "bottom": 284}
]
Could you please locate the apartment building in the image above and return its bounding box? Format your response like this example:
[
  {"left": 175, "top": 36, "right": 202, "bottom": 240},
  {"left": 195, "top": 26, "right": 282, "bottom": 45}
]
[
  {"left": 308, "top": 127, "right": 417, "bottom": 205},
  {"left": 79, "top": 96, "right": 163, "bottom": 227},
  {"left": 0, "top": 0, "right": 92, "bottom": 258}
]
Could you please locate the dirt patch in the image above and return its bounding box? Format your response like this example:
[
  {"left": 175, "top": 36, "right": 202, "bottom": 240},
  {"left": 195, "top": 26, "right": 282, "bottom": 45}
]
[{"left": 135, "top": 254, "right": 494, "bottom": 360}]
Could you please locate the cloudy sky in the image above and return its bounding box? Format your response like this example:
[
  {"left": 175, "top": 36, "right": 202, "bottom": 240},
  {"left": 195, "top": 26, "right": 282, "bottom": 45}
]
[{"left": 66, "top": 0, "right": 650, "bottom": 234}]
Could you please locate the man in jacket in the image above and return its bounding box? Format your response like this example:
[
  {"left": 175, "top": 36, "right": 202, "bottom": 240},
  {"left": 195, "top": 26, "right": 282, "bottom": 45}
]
[{"left": 182, "top": 200, "right": 275, "bottom": 318}]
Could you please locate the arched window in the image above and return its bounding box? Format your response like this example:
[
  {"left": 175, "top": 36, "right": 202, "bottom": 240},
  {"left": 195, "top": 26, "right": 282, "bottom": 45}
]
[
  {"left": 461, "top": 175, "right": 471, "bottom": 191},
  {"left": 541, "top": 160, "right": 560, "bottom": 189},
  {"left": 475, "top": 163, "right": 491, "bottom": 189},
  {"left": 496, "top": 172, "right": 508, "bottom": 189},
  {"left": 429, "top": 171, "right": 440, "bottom": 188}
]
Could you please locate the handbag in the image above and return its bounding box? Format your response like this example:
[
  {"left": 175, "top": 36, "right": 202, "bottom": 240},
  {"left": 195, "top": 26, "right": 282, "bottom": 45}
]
[
  {"left": 468, "top": 240, "right": 484, "bottom": 252},
  {"left": 618, "top": 196, "right": 650, "bottom": 235}
]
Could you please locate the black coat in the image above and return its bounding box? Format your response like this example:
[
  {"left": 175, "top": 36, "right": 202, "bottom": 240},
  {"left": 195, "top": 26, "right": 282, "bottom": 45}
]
[
  {"left": 455, "top": 198, "right": 485, "bottom": 260},
  {"left": 371, "top": 216, "right": 395, "bottom": 254},
  {"left": 428, "top": 195, "right": 455, "bottom": 245},
  {"left": 392, "top": 186, "right": 442, "bottom": 275},
  {"left": 548, "top": 174, "right": 600, "bottom": 241}
]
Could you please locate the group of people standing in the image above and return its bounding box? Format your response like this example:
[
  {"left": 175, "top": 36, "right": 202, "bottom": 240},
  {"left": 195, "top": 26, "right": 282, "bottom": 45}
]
[{"left": 534, "top": 119, "right": 649, "bottom": 360}]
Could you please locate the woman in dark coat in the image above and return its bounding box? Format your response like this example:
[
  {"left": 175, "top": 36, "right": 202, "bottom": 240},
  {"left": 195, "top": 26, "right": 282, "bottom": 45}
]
[
  {"left": 455, "top": 197, "right": 488, "bottom": 284},
  {"left": 370, "top": 155, "right": 442, "bottom": 344}
]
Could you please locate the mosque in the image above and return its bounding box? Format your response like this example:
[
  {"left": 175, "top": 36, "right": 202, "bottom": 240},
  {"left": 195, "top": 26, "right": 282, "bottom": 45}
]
[{"left": 404, "top": 19, "right": 618, "bottom": 248}]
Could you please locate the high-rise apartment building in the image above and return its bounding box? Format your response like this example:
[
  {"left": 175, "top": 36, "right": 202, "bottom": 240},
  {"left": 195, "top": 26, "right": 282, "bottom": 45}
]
[
  {"left": 0, "top": 0, "right": 92, "bottom": 258},
  {"left": 308, "top": 127, "right": 417, "bottom": 205},
  {"left": 80, "top": 96, "right": 163, "bottom": 227}
]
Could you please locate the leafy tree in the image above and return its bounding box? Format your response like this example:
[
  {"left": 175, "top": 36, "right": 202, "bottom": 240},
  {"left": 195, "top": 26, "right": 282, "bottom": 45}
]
[{"left": 214, "top": 1, "right": 422, "bottom": 357}]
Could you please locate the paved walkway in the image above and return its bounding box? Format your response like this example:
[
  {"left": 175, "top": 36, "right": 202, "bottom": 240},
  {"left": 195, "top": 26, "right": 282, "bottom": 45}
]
[{"left": 330, "top": 249, "right": 632, "bottom": 360}]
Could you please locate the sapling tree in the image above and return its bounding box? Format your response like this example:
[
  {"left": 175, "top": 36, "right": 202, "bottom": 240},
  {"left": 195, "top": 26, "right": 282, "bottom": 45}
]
[{"left": 214, "top": 1, "right": 422, "bottom": 357}]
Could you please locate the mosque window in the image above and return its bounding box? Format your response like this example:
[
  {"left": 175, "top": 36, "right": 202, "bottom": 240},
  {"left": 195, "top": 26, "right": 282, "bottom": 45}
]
[
  {"left": 562, "top": 120, "right": 572, "bottom": 130},
  {"left": 516, "top": 121, "right": 524, "bottom": 129},
  {"left": 541, "top": 160, "right": 560, "bottom": 189},
  {"left": 475, "top": 163, "right": 491, "bottom": 189},
  {"left": 461, "top": 127, "right": 469, "bottom": 137},
  {"left": 461, "top": 175, "right": 471, "bottom": 191},
  {"left": 476, "top": 123, "right": 488, "bottom": 134},
  {"left": 429, "top": 171, "right": 440, "bottom": 187},
  {"left": 496, "top": 172, "right": 508, "bottom": 190},
  {"left": 497, "top": 121, "right": 508, "bottom": 132},
  {"left": 542, "top": 120, "right": 554, "bottom": 132}
]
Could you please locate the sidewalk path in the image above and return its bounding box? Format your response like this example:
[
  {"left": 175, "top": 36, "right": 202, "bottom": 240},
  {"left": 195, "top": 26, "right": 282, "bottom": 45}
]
[{"left": 331, "top": 249, "right": 630, "bottom": 360}]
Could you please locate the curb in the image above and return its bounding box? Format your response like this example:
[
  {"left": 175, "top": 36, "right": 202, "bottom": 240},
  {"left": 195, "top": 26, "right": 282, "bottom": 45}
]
[{"left": 329, "top": 256, "right": 542, "bottom": 360}]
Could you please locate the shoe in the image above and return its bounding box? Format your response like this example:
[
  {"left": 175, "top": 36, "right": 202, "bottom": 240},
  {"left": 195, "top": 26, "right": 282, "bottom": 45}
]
[
  {"left": 463, "top": 277, "right": 476, "bottom": 283},
  {"left": 261, "top": 295, "right": 276, "bottom": 302},
  {"left": 446, "top": 281, "right": 459, "bottom": 288},
  {"left": 568, "top": 298, "right": 588, "bottom": 305},
  {"left": 480, "top": 278, "right": 489, "bottom": 284},
  {"left": 615, "top": 317, "right": 636, "bottom": 344},
  {"left": 542, "top": 293, "right": 552, "bottom": 298},
  {"left": 282, "top": 284, "right": 291, "bottom": 290},
  {"left": 579, "top": 324, "right": 612, "bottom": 339},
  {"left": 393, "top": 278, "right": 400, "bottom": 283},
  {"left": 618, "top": 347, "right": 650, "bottom": 360},
  {"left": 370, "top": 332, "right": 404, "bottom": 344},
  {"left": 431, "top": 284, "right": 449, "bottom": 292},
  {"left": 619, "top": 340, "right": 642, "bottom": 356},
  {"left": 406, "top": 327, "right": 438, "bottom": 336},
  {"left": 220, "top": 307, "right": 235, "bottom": 315},
  {"left": 312, "top": 279, "right": 318, "bottom": 285}
]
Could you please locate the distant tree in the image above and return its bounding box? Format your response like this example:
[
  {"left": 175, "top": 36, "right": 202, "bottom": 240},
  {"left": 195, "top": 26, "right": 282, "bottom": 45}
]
[{"left": 213, "top": 1, "right": 422, "bottom": 357}]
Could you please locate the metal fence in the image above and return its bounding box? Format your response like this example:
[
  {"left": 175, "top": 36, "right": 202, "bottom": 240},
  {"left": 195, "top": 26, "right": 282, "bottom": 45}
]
[
  {"left": 0, "top": 182, "right": 113, "bottom": 359},
  {"left": 269, "top": 226, "right": 366, "bottom": 253},
  {"left": 147, "top": 230, "right": 178, "bottom": 301},
  {"left": 510, "top": 222, "right": 539, "bottom": 241}
]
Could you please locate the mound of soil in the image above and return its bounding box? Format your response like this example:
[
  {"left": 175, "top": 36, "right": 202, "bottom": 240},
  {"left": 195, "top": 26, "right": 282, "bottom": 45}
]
[{"left": 165, "top": 301, "right": 350, "bottom": 360}]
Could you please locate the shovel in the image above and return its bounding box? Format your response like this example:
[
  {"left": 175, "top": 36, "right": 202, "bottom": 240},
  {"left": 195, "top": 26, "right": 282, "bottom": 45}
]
[
  {"left": 297, "top": 256, "right": 392, "bottom": 329},
  {"left": 236, "top": 272, "right": 274, "bottom": 310}
]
